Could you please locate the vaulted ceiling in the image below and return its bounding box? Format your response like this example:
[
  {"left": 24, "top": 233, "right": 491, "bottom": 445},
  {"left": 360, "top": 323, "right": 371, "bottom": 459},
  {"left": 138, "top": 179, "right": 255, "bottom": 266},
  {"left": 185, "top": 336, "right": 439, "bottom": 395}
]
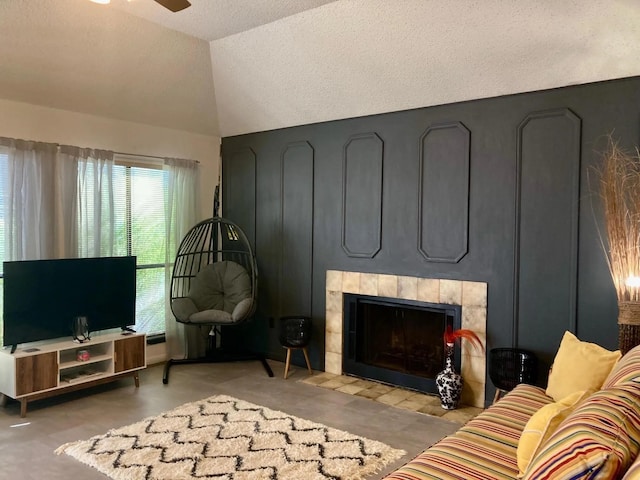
[
  {"left": 1, "top": 1, "right": 640, "bottom": 138},
  {"left": 0, "top": 0, "right": 334, "bottom": 137}
]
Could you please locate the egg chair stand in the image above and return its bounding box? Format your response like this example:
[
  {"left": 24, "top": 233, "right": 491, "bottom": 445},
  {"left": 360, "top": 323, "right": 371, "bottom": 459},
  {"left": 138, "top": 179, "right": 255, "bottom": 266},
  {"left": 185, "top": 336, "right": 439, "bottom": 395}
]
[{"left": 162, "top": 216, "right": 273, "bottom": 384}]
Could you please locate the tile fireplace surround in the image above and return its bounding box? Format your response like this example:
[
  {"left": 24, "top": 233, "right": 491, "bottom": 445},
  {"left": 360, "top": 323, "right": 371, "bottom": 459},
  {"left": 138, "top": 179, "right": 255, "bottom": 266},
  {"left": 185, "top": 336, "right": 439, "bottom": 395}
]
[{"left": 325, "top": 270, "right": 487, "bottom": 408}]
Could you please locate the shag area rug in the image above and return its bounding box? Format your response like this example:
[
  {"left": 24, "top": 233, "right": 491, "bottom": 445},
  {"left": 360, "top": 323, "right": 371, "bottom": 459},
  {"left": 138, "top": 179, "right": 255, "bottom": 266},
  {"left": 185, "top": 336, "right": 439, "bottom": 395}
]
[{"left": 56, "top": 394, "right": 406, "bottom": 480}]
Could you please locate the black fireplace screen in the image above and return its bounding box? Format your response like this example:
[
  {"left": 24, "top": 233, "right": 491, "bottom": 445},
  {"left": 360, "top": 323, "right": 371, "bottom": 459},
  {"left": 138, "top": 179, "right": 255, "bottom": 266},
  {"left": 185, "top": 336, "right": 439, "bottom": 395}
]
[
  {"left": 343, "top": 294, "right": 461, "bottom": 393},
  {"left": 360, "top": 301, "right": 445, "bottom": 377}
]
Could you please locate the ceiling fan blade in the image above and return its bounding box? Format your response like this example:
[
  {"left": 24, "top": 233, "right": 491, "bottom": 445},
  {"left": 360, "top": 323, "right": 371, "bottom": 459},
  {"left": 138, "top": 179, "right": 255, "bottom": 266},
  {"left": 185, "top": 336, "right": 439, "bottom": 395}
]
[{"left": 153, "top": 0, "right": 191, "bottom": 12}]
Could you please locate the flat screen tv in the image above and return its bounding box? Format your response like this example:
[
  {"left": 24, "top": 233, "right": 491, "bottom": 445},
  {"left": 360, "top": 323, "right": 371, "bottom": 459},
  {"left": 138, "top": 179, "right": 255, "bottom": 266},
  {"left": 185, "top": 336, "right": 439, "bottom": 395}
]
[{"left": 3, "top": 256, "right": 136, "bottom": 349}]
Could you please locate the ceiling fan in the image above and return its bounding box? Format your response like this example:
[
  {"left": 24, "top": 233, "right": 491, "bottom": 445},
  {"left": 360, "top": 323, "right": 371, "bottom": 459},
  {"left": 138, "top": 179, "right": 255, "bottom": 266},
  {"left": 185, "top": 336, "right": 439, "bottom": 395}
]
[
  {"left": 91, "top": 0, "right": 191, "bottom": 13},
  {"left": 153, "top": 0, "right": 191, "bottom": 12}
]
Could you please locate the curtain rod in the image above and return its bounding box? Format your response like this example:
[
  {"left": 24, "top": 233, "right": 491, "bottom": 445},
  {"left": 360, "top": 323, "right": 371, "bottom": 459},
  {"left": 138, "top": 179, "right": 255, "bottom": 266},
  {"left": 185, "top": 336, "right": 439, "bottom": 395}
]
[
  {"left": 114, "top": 151, "right": 200, "bottom": 164},
  {"left": 1, "top": 136, "right": 199, "bottom": 164}
]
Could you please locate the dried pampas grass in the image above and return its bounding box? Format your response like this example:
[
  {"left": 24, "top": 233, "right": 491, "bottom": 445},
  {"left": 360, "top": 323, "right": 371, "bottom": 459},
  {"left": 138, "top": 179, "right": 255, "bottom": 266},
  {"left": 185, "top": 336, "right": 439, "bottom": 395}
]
[
  {"left": 594, "top": 135, "right": 640, "bottom": 303},
  {"left": 594, "top": 135, "right": 640, "bottom": 353}
]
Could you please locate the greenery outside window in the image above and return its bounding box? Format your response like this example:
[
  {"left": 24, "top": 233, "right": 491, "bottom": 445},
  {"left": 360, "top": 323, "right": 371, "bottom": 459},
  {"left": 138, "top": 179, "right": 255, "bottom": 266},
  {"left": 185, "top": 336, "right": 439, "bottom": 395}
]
[{"left": 114, "top": 158, "right": 168, "bottom": 336}]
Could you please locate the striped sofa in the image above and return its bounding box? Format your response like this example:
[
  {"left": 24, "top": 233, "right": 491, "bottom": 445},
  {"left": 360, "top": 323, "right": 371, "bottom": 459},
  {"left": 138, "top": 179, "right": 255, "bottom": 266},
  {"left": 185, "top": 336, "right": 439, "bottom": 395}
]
[{"left": 384, "top": 344, "right": 640, "bottom": 480}]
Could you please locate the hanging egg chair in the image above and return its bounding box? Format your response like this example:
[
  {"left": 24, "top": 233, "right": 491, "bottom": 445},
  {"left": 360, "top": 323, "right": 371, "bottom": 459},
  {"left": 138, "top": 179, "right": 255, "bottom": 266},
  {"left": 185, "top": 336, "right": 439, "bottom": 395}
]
[{"left": 162, "top": 216, "right": 274, "bottom": 384}]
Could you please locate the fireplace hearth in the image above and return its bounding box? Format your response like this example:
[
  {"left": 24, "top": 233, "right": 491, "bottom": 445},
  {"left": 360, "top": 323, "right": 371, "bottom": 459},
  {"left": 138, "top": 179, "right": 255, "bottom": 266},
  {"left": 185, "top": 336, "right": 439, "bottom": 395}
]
[{"left": 343, "top": 294, "right": 461, "bottom": 394}]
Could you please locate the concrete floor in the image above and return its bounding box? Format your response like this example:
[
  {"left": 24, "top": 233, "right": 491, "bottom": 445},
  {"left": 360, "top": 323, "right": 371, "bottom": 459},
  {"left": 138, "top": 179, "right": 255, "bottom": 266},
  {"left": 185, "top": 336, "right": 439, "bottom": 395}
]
[{"left": 0, "top": 360, "right": 462, "bottom": 479}]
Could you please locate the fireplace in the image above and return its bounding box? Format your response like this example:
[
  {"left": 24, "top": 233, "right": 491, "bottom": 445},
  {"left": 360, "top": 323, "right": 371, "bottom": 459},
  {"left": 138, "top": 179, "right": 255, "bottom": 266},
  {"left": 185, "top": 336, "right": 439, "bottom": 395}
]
[
  {"left": 343, "top": 294, "right": 461, "bottom": 394},
  {"left": 325, "top": 270, "right": 488, "bottom": 407}
]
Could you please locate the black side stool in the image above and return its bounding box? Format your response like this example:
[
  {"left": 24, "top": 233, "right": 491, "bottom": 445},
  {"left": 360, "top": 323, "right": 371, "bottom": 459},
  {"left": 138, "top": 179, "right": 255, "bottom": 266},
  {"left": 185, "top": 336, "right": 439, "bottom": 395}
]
[
  {"left": 489, "top": 348, "right": 538, "bottom": 403},
  {"left": 279, "top": 316, "right": 313, "bottom": 379}
]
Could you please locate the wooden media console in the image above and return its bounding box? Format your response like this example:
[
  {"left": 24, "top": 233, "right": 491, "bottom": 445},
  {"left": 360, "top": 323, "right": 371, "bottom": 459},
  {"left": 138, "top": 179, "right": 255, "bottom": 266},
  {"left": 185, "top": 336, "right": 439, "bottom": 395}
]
[{"left": 0, "top": 332, "right": 146, "bottom": 417}]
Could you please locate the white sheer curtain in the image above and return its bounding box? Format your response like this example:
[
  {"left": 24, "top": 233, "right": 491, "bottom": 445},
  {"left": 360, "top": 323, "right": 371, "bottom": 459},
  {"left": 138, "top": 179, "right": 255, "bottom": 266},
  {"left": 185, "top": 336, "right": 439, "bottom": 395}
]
[
  {"left": 1, "top": 137, "right": 58, "bottom": 260},
  {"left": 164, "top": 157, "right": 200, "bottom": 359},
  {"left": 62, "top": 146, "right": 115, "bottom": 258},
  {"left": 0, "top": 139, "right": 115, "bottom": 260}
]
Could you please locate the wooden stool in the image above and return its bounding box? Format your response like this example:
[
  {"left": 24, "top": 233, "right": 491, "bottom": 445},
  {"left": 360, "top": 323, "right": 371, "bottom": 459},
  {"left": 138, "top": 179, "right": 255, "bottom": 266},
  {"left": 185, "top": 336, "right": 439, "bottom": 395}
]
[
  {"left": 279, "top": 316, "right": 313, "bottom": 379},
  {"left": 283, "top": 346, "right": 313, "bottom": 379}
]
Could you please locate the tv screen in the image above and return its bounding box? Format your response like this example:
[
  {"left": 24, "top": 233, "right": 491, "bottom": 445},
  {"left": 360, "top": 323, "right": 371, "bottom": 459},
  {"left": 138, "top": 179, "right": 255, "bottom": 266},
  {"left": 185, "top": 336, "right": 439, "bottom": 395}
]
[{"left": 3, "top": 256, "right": 136, "bottom": 347}]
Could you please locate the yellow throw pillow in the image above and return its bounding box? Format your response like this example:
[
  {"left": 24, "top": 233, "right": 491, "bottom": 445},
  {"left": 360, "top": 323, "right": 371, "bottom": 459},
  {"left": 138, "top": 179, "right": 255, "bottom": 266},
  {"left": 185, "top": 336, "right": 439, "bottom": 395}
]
[
  {"left": 545, "top": 331, "right": 621, "bottom": 401},
  {"left": 516, "top": 390, "right": 590, "bottom": 476}
]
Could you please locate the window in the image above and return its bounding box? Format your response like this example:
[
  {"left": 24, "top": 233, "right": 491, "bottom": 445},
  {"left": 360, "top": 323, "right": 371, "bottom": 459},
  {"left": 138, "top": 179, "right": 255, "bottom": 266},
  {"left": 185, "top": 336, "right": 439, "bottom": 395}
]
[
  {"left": 115, "top": 160, "right": 168, "bottom": 336},
  {"left": 0, "top": 150, "right": 172, "bottom": 340},
  {"left": 82, "top": 156, "right": 169, "bottom": 336}
]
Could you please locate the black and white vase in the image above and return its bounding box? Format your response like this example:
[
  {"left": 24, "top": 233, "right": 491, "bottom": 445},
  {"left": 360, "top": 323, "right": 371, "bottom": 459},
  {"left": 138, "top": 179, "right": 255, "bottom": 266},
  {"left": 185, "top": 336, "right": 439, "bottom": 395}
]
[{"left": 436, "top": 342, "right": 463, "bottom": 410}]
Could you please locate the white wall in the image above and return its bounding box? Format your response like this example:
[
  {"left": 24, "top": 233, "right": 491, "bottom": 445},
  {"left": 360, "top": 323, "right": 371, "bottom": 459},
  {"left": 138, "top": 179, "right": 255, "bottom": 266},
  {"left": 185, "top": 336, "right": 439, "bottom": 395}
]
[
  {"left": 0, "top": 98, "right": 219, "bottom": 221},
  {"left": 210, "top": 0, "right": 640, "bottom": 137},
  {"left": 0, "top": 98, "right": 220, "bottom": 364}
]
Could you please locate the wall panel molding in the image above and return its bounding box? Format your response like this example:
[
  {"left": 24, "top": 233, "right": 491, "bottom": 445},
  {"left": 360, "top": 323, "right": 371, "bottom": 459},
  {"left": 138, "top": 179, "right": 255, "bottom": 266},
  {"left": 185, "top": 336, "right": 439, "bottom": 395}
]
[
  {"left": 514, "top": 108, "right": 582, "bottom": 346},
  {"left": 418, "top": 121, "right": 470, "bottom": 263},
  {"left": 341, "top": 132, "right": 384, "bottom": 258}
]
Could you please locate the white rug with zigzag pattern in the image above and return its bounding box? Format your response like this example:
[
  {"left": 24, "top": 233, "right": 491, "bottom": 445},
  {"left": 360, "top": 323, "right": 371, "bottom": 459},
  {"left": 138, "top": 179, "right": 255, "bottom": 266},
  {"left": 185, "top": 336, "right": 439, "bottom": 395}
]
[{"left": 56, "top": 394, "right": 405, "bottom": 480}]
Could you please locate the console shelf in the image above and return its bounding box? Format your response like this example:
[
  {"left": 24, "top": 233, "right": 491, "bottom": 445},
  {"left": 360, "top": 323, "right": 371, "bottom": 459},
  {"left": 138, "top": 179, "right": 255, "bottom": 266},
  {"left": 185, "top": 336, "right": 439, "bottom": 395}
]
[{"left": 0, "top": 332, "right": 146, "bottom": 417}]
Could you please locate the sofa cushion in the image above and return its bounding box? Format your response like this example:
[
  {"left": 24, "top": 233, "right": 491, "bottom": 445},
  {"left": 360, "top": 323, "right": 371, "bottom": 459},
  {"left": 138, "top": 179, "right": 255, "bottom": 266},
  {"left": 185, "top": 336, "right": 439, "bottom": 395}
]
[
  {"left": 603, "top": 343, "right": 640, "bottom": 388},
  {"left": 516, "top": 390, "right": 590, "bottom": 476},
  {"left": 545, "top": 331, "right": 621, "bottom": 401},
  {"left": 523, "top": 381, "right": 640, "bottom": 480},
  {"left": 383, "top": 384, "right": 553, "bottom": 480}
]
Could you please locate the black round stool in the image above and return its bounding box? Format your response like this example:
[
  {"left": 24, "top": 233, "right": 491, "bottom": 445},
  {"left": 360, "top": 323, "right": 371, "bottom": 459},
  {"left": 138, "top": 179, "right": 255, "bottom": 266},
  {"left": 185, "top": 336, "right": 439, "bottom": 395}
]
[
  {"left": 489, "top": 348, "right": 538, "bottom": 403},
  {"left": 279, "top": 316, "right": 313, "bottom": 379}
]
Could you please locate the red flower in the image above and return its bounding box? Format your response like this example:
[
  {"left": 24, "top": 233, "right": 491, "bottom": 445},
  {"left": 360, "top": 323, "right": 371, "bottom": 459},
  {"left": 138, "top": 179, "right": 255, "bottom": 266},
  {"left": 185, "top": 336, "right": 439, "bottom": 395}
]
[{"left": 444, "top": 326, "right": 484, "bottom": 351}]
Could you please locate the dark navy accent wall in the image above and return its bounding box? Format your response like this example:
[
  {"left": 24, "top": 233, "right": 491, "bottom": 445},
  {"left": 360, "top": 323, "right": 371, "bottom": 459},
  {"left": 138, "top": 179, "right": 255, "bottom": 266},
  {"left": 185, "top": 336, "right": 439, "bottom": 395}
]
[{"left": 222, "top": 76, "right": 640, "bottom": 402}]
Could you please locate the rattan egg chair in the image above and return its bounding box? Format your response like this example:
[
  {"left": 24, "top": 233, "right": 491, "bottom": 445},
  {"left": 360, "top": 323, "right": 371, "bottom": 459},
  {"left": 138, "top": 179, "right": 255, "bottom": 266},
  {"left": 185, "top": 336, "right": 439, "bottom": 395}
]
[{"left": 162, "top": 216, "right": 274, "bottom": 384}]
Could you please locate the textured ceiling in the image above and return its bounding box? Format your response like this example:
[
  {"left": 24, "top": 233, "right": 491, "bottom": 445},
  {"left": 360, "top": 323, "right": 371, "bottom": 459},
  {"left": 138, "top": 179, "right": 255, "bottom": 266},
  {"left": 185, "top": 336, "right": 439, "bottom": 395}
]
[
  {"left": 210, "top": 0, "right": 640, "bottom": 137},
  {"left": 0, "top": 0, "right": 337, "bottom": 137},
  {"left": 110, "top": 0, "right": 338, "bottom": 41},
  {"left": 2, "top": 0, "right": 640, "bottom": 139}
]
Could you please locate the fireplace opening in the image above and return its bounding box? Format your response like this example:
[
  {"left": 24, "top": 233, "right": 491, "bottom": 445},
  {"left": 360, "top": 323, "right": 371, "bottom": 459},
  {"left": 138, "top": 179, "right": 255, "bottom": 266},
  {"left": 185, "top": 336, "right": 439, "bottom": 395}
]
[{"left": 343, "top": 294, "right": 461, "bottom": 394}]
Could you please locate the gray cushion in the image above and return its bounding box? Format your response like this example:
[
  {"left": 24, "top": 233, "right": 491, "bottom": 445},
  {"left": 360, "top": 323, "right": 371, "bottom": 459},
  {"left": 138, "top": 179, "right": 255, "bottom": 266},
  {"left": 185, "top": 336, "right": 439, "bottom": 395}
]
[
  {"left": 173, "top": 260, "right": 252, "bottom": 324},
  {"left": 171, "top": 297, "right": 199, "bottom": 322},
  {"left": 232, "top": 297, "right": 254, "bottom": 322},
  {"left": 189, "top": 309, "right": 234, "bottom": 324}
]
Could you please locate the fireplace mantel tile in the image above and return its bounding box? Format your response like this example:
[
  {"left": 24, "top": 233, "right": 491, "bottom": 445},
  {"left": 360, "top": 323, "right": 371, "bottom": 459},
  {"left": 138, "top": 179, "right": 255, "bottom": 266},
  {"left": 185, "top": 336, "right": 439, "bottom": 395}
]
[
  {"left": 462, "top": 352, "right": 486, "bottom": 383},
  {"left": 360, "top": 273, "right": 379, "bottom": 296},
  {"left": 325, "top": 310, "right": 342, "bottom": 334},
  {"left": 326, "top": 290, "right": 343, "bottom": 313},
  {"left": 417, "top": 278, "right": 440, "bottom": 303},
  {"left": 377, "top": 274, "right": 398, "bottom": 297},
  {"left": 325, "top": 352, "right": 341, "bottom": 374},
  {"left": 463, "top": 281, "right": 488, "bottom": 308},
  {"left": 325, "top": 331, "right": 342, "bottom": 355},
  {"left": 461, "top": 379, "right": 484, "bottom": 408},
  {"left": 461, "top": 332, "right": 487, "bottom": 358},
  {"left": 342, "top": 272, "right": 361, "bottom": 293},
  {"left": 462, "top": 306, "right": 487, "bottom": 334},
  {"left": 440, "top": 279, "right": 462, "bottom": 305},
  {"left": 397, "top": 276, "right": 418, "bottom": 300},
  {"left": 326, "top": 270, "right": 343, "bottom": 291}
]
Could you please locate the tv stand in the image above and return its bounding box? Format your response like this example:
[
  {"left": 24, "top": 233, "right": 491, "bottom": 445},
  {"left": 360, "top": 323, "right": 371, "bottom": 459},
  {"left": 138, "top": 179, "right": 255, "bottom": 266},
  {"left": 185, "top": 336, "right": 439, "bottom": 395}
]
[{"left": 0, "top": 332, "right": 146, "bottom": 417}]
